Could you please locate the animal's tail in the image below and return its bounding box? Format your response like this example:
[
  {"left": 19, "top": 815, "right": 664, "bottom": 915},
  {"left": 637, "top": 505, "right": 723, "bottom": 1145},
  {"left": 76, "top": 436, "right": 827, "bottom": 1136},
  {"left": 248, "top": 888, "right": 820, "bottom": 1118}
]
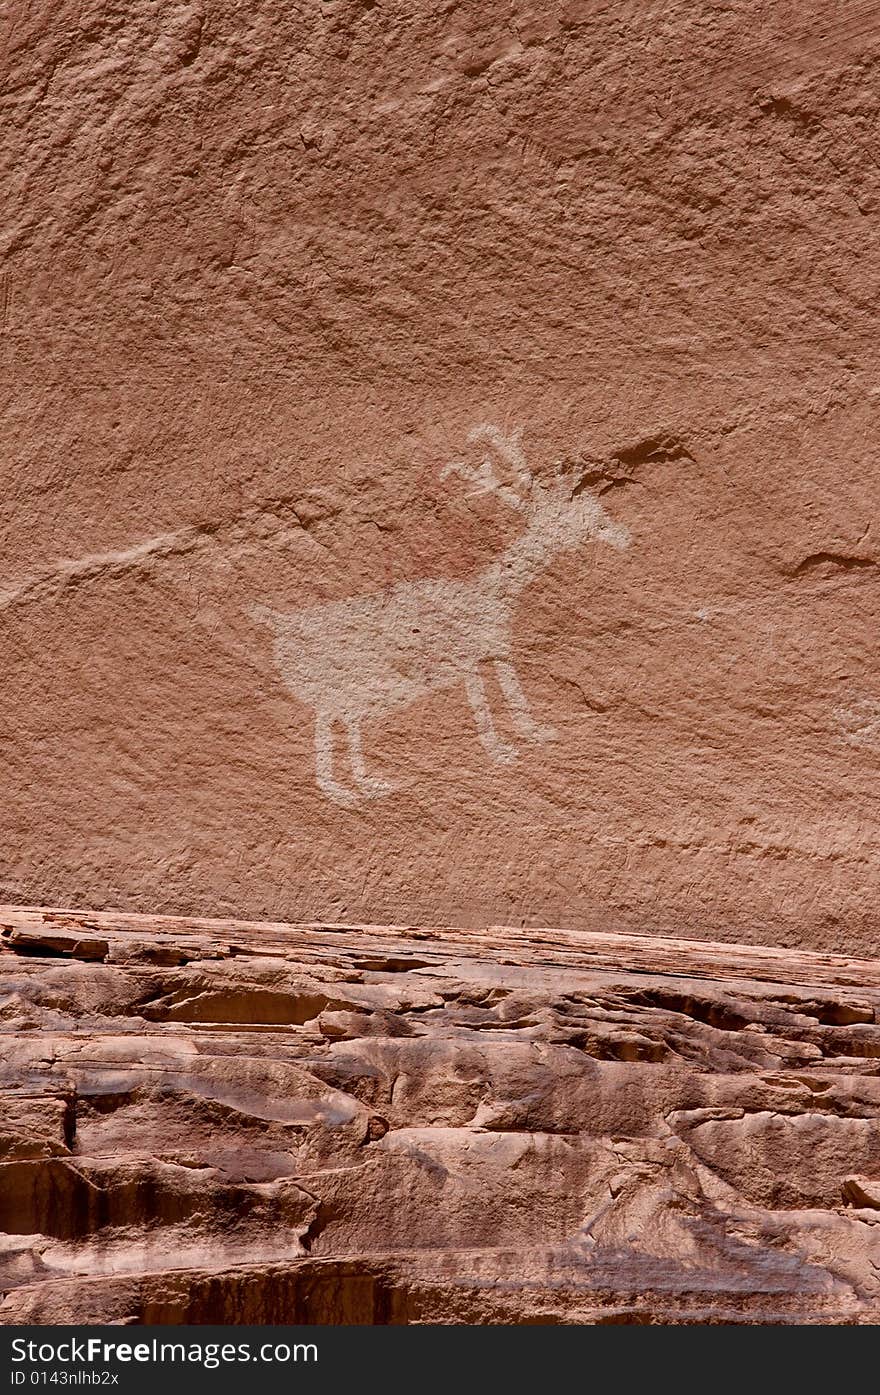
[{"left": 248, "top": 602, "right": 281, "bottom": 629}]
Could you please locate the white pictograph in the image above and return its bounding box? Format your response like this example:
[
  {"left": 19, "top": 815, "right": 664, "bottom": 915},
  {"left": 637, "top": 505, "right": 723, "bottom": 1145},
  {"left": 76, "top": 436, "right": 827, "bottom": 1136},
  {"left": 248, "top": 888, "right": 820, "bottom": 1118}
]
[
  {"left": 252, "top": 426, "right": 631, "bottom": 805},
  {"left": 835, "top": 697, "right": 880, "bottom": 751}
]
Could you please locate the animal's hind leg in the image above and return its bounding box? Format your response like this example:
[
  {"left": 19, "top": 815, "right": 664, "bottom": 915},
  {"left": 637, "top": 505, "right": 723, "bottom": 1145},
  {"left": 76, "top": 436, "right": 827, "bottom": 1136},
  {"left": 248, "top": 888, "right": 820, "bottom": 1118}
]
[
  {"left": 494, "top": 660, "right": 557, "bottom": 743},
  {"left": 346, "top": 720, "right": 395, "bottom": 797},
  {"left": 315, "top": 712, "right": 359, "bottom": 807},
  {"left": 464, "top": 671, "right": 517, "bottom": 765}
]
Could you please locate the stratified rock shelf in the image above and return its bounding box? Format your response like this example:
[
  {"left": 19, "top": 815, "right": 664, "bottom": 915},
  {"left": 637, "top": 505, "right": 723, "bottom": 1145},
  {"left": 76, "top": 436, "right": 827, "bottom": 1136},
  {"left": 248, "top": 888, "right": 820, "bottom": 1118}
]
[{"left": 1, "top": 905, "right": 879, "bottom": 1324}]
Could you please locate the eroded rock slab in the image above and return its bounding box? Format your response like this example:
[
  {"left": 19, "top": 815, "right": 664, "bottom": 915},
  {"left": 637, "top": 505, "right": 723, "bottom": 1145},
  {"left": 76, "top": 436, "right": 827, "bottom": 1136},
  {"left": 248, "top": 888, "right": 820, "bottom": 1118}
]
[{"left": 1, "top": 905, "right": 879, "bottom": 1324}]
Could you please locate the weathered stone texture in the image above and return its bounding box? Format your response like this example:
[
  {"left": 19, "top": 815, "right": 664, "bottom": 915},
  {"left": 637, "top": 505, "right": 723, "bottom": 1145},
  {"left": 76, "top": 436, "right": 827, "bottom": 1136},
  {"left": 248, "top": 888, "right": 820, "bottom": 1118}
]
[
  {"left": 1, "top": 2, "right": 879, "bottom": 946},
  {"left": 1, "top": 905, "right": 879, "bottom": 1324}
]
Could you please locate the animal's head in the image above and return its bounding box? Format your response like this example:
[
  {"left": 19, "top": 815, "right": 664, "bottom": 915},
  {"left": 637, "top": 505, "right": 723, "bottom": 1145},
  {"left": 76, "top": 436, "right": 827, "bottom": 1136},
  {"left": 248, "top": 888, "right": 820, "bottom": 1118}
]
[
  {"left": 442, "top": 424, "right": 631, "bottom": 552},
  {"left": 525, "top": 475, "right": 631, "bottom": 552}
]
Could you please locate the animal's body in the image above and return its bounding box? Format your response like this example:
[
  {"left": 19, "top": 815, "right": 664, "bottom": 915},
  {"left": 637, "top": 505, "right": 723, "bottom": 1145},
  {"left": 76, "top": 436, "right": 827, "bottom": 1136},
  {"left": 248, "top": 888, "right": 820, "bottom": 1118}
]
[
  {"left": 253, "top": 426, "right": 630, "bottom": 805},
  {"left": 258, "top": 573, "right": 508, "bottom": 717}
]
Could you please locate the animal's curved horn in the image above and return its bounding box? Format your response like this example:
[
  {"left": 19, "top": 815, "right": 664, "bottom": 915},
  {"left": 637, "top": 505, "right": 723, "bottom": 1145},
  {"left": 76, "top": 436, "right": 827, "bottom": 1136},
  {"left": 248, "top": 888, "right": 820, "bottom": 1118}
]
[
  {"left": 440, "top": 449, "right": 526, "bottom": 512},
  {"left": 467, "top": 425, "right": 531, "bottom": 492}
]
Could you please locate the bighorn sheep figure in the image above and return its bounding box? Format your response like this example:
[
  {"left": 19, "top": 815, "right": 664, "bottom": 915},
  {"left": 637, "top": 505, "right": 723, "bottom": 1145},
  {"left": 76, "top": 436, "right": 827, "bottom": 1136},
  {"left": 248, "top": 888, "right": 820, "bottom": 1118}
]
[{"left": 252, "top": 426, "right": 631, "bottom": 806}]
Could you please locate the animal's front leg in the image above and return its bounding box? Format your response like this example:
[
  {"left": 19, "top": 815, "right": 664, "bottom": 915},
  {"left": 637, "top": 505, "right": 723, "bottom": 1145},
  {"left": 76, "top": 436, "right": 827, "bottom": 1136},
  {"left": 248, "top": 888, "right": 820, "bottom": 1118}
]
[
  {"left": 464, "top": 671, "right": 517, "bottom": 765},
  {"left": 494, "top": 660, "right": 558, "bottom": 743},
  {"left": 346, "top": 719, "right": 395, "bottom": 798},
  {"left": 315, "top": 712, "right": 360, "bottom": 807}
]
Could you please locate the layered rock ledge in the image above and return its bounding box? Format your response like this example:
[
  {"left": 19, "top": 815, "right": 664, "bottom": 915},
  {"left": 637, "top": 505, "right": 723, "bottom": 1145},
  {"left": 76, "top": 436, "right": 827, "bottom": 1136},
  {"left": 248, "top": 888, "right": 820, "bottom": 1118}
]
[{"left": 1, "top": 905, "right": 879, "bottom": 1324}]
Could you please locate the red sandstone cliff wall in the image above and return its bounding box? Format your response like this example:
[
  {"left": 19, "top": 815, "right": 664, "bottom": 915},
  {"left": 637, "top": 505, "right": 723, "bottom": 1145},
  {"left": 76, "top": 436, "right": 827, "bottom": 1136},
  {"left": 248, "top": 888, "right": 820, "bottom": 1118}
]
[{"left": 1, "top": 2, "right": 878, "bottom": 947}]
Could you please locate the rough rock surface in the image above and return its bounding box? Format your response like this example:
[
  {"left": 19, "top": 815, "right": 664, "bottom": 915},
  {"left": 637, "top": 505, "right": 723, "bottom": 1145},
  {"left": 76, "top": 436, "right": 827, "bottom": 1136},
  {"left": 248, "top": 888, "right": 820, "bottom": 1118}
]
[
  {"left": 2, "top": 904, "right": 880, "bottom": 1324},
  {"left": 2, "top": 1, "right": 880, "bottom": 947}
]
